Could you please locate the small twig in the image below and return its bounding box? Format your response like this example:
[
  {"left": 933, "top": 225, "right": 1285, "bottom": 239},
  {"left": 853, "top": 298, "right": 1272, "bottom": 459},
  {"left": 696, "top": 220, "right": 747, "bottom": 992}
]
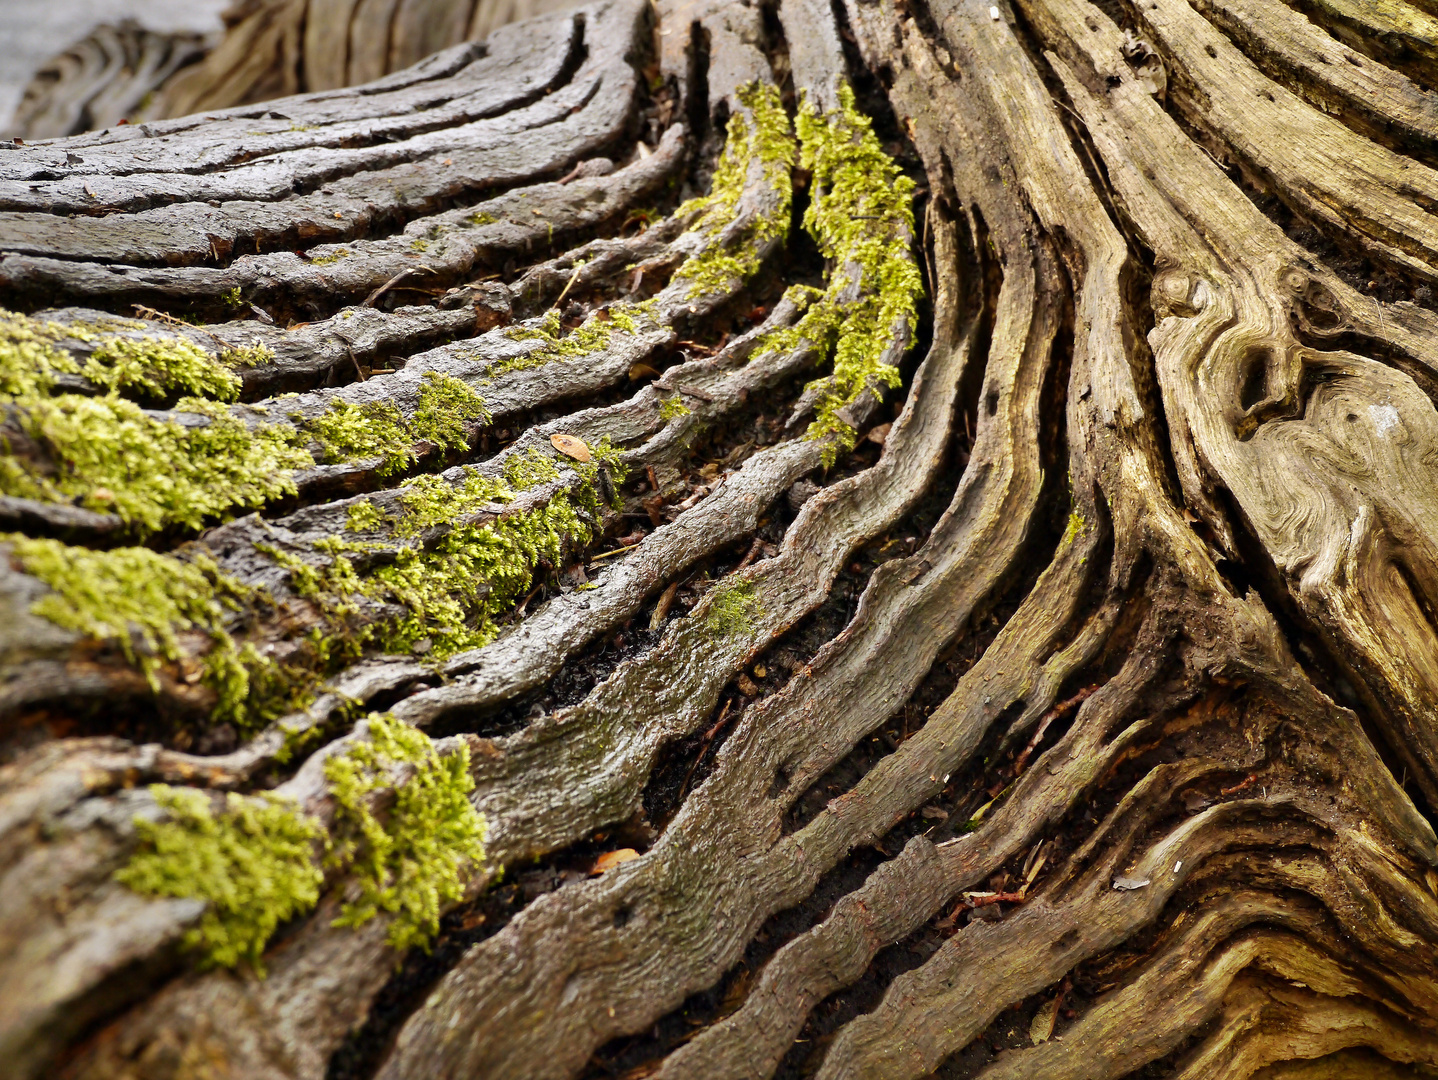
[
  {"left": 1012, "top": 684, "right": 1098, "bottom": 777},
  {"left": 554, "top": 260, "right": 587, "bottom": 307},
  {"left": 650, "top": 581, "right": 680, "bottom": 632},
  {"left": 675, "top": 339, "right": 718, "bottom": 356},
  {"left": 678, "top": 699, "right": 734, "bottom": 800},
  {"left": 132, "top": 304, "right": 231, "bottom": 352},
  {"left": 735, "top": 536, "right": 768, "bottom": 572},
  {"left": 588, "top": 541, "right": 642, "bottom": 563},
  {"left": 363, "top": 265, "right": 433, "bottom": 307},
  {"left": 331, "top": 332, "right": 365, "bottom": 381}
]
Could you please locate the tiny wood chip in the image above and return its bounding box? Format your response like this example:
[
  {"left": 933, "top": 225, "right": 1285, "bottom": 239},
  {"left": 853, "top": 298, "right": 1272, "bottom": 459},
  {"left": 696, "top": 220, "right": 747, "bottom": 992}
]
[
  {"left": 591, "top": 848, "right": 639, "bottom": 875},
  {"left": 551, "top": 433, "right": 591, "bottom": 462}
]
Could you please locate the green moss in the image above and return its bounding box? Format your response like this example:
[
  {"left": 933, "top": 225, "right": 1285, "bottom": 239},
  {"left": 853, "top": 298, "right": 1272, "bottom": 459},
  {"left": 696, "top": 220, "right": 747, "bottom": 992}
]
[
  {"left": 221, "top": 287, "right": 244, "bottom": 309},
  {"left": 7, "top": 535, "right": 304, "bottom": 731},
  {"left": 410, "top": 238, "right": 430, "bottom": 252},
  {"left": 659, "top": 394, "right": 691, "bottom": 421},
  {"left": 467, "top": 211, "right": 497, "bottom": 227},
  {"left": 0, "top": 309, "right": 82, "bottom": 396},
  {"left": 269, "top": 442, "right": 622, "bottom": 660},
  {"left": 1062, "top": 510, "right": 1087, "bottom": 546},
  {"left": 325, "top": 714, "right": 486, "bottom": 951},
  {"left": 81, "top": 334, "right": 242, "bottom": 401},
  {"left": 220, "top": 340, "right": 276, "bottom": 367},
  {"left": 495, "top": 303, "right": 653, "bottom": 376},
  {"left": 305, "top": 374, "right": 488, "bottom": 477},
  {"left": 114, "top": 785, "right": 324, "bottom": 972},
  {"left": 706, "top": 577, "right": 761, "bottom": 636},
  {"left": 411, "top": 372, "right": 491, "bottom": 449},
  {"left": 501, "top": 445, "right": 562, "bottom": 490},
  {"left": 346, "top": 501, "right": 390, "bottom": 532},
  {"left": 674, "top": 82, "right": 795, "bottom": 298},
  {"left": 0, "top": 311, "right": 314, "bottom": 535},
  {"left": 310, "top": 249, "right": 350, "bottom": 266},
  {"left": 0, "top": 394, "right": 314, "bottom": 533},
  {"left": 756, "top": 84, "right": 922, "bottom": 464}
]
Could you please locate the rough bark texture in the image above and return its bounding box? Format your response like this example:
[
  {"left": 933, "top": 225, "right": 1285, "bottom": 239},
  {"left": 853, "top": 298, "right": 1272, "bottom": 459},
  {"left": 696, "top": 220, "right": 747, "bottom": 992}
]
[
  {"left": 6, "top": 0, "right": 584, "bottom": 140},
  {"left": 2, "top": 0, "right": 1438, "bottom": 1078}
]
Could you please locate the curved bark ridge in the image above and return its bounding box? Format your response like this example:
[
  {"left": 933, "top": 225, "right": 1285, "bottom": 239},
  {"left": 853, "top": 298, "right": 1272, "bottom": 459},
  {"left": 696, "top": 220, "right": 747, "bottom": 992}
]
[{"left": 1, "top": 0, "right": 1438, "bottom": 1078}]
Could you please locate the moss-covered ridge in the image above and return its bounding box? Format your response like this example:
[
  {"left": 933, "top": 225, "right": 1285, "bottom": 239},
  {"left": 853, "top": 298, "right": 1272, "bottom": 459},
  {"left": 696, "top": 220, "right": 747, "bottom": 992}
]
[
  {"left": 8, "top": 438, "right": 624, "bottom": 731},
  {"left": 674, "top": 82, "right": 796, "bottom": 298},
  {"left": 757, "top": 84, "right": 922, "bottom": 462},
  {"left": 6, "top": 535, "right": 302, "bottom": 729},
  {"left": 0, "top": 309, "right": 489, "bottom": 535},
  {"left": 274, "top": 438, "right": 627, "bottom": 662},
  {"left": 115, "top": 714, "right": 486, "bottom": 969}
]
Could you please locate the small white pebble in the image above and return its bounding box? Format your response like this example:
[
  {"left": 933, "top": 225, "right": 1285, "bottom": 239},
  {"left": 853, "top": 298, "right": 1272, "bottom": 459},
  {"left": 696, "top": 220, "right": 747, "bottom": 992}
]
[
  {"left": 1174, "top": 860, "right": 1183, "bottom": 873},
  {"left": 989, "top": 5, "right": 1001, "bottom": 19}
]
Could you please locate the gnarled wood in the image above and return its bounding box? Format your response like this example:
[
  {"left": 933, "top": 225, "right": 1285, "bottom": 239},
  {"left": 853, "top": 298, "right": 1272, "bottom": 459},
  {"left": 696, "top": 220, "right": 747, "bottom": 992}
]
[{"left": 2, "top": 0, "right": 1438, "bottom": 1077}]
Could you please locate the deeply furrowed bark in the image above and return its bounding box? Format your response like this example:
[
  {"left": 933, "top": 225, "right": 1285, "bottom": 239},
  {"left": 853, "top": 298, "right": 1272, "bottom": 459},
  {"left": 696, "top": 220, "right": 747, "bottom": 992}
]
[{"left": 2, "top": 0, "right": 1438, "bottom": 1077}]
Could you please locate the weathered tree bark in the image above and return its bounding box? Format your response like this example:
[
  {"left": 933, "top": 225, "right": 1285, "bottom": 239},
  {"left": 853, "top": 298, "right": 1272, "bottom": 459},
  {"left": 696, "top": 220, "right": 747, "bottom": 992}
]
[
  {"left": 2, "top": 0, "right": 1438, "bottom": 1077},
  {"left": 6, "top": 0, "right": 584, "bottom": 140}
]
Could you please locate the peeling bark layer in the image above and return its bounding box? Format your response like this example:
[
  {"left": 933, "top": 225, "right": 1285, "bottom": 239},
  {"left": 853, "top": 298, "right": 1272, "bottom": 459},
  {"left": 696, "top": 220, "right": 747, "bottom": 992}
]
[{"left": 2, "top": 0, "right": 1438, "bottom": 1077}]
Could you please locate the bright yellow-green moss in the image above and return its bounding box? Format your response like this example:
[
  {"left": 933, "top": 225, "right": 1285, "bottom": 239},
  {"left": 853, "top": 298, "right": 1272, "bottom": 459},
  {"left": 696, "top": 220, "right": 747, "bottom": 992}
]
[
  {"left": 495, "top": 302, "right": 653, "bottom": 376},
  {"left": 114, "top": 785, "right": 324, "bottom": 973},
  {"left": 0, "top": 394, "right": 315, "bottom": 533},
  {"left": 757, "top": 84, "right": 922, "bottom": 463},
  {"left": 81, "top": 334, "right": 242, "bottom": 401},
  {"left": 346, "top": 501, "right": 390, "bottom": 532},
  {"left": 219, "top": 340, "right": 276, "bottom": 367},
  {"left": 0, "top": 309, "right": 82, "bottom": 396},
  {"left": 1062, "top": 510, "right": 1087, "bottom": 545},
  {"left": 268, "top": 441, "right": 625, "bottom": 660},
  {"left": 310, "top": 249, "right": 350, "bottom": 266},
  {"left": 468, "top": 211, "right": 497, "bottom": 226},
  {"left": 659, "top": 394, "right": 691, "bottom": 421},
  {"left": 304, "top": 373, "right": 488, "bottom": 476},
  {"left": 675, "top": 83, "right": 795, "bottom": 298},
  {"left": 706, "top": 577, "right": 762, "bottom": 636},
  {"left": 222, "top": 287, "right": 244, "bottom": 309},
  {"left": 326, "top": 714, "right": 486, "bottom": 951},
  {"left": 7, "top": 535, "right": 303, "bottom": 731},
  {"left": 11, "top": 536, "right": 243, "bottom": 680}
]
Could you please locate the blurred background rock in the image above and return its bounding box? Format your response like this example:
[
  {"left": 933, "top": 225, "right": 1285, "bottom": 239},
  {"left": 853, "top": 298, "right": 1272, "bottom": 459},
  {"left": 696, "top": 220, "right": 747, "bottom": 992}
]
[{"left": 1, "top": 0, "right": 577, "bottom": 140}]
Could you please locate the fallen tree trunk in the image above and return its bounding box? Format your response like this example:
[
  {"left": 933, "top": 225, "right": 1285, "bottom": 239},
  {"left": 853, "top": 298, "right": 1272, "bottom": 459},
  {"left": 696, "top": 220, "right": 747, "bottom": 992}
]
[{"left": 2, "top": 0, "right": 1438, "bottom": 1077}]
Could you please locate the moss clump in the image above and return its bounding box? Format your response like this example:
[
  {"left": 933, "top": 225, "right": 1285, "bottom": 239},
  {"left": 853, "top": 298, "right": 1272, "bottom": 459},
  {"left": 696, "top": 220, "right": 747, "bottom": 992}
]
[
  {"left": 220, "top": 339, "right": 276, "bottom": 367},
  {"left": 222, "top": 287, "right": 244, "bottom": 309},
  {"left": 269, "top": 440, "right": 625, "bottom": 660},
  {"left": 8, "top": 535, "right": 301, "bottom": 730},
  {"left": 346, "top": 501, "right": 390, "bottom": 532},
  {"left": 756, "top": 84, "right": 922, "bottom": 463},
  {"left": 0, "top": 394, "right": 314, "bottom": 533},
  {"left": 706, "top": 577, "right": 762, "bottom": 636},
  {"left": 81, "top": 334, "right": 243, "bottom": 401},
  {"left": 674, "top": 82, "right": 795, "bottom": 298},
  {"left": 467, "top": 211, "right": 497, "bottom": 226},
  {"left": 411, "top": 372, "right": 491, "bottom": 448},
  {"left": 326, "top": 714, "right": 487, "bottom": 951},
  {"left": 305, "top": 374, "right": 488, "bottom": 476},
  {"left": 114, "top": 785, "right": 324, "bottom": 972},
  {"left": 0, "top": 310, "right": 311, "bottom": 534},
  {"left": 495, "top": 303, "right": 653, "bottom": 377},
  {"left": 310, "top": 248, "right": 350, "bottom": 266},
  {"left": 659, "top": 394, "right": 691, "bottom": 421}
]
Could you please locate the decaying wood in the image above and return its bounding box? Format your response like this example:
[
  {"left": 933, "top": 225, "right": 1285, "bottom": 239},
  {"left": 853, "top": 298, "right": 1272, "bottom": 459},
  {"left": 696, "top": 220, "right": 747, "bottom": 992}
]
[
  {"left": 2, "top": 0, "right": 1438, "bottom": 1076},
  {"left": 5, "top": 0, "right": 586, "bottom": 140}
]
